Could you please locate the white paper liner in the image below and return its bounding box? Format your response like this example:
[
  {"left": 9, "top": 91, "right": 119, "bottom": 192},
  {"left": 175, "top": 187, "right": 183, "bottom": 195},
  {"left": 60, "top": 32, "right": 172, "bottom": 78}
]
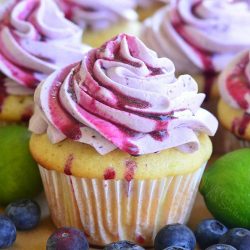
[{"left": 39, "top": 163, "right": 206, "bottom": 246}]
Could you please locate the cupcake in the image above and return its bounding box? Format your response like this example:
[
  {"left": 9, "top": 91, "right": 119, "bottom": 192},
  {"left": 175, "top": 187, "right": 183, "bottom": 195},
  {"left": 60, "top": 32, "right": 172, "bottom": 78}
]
[
  {"left": 29, "top": 34, "right": 218, "bottom": 246},
  {"left": 56, "top": 0, "right": 141, "bottom": 48},
  {"left": 218, "top": 50, "right": 250, "bottom": 150},
  {"left": 141, "top": 0, "right": 250, "bottom": 102},
  {"left": 0, "top": 0, "right": 89, "bottom": 123}
]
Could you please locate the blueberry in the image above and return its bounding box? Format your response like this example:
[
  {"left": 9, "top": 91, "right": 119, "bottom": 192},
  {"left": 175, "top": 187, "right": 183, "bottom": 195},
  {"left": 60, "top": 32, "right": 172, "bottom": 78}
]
[
  {"left": 154, "top": 224, "right": 196, "bottom": 250},
  {"left": 0, "top": 215, "right": 16, "bottom": 249},
  {"left": 46, "top": 227, "right": 89, "bottom": 250},
  {"left": 195, "top": 219, "right": 228, "bottom": 249},
  {"left": 5, "top": 199, "right": 41, "bottom": 230},
  {"left": 163, "top": 247, "right": 186, "bottom": 250},
  {"left": 205, "top": 244, "right": 236, "bottom": 250},
  {"left": 219, "top": 228, "right": 250, "bottom": 250},
  {"left": 104, "top": 241, "right": 145, "bottom": 250}
]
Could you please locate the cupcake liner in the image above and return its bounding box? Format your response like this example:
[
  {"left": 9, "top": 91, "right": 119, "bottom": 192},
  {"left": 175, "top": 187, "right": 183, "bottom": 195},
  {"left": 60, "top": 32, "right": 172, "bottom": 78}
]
[
  {"left": 39, "top": 163, "right": 206, "bottom": 247},
  {"left": 215, "top": 127, "right": 250, "bottom": 152},
  {"left": 239, "top": 140, "right": 250, "bottom": 148}
]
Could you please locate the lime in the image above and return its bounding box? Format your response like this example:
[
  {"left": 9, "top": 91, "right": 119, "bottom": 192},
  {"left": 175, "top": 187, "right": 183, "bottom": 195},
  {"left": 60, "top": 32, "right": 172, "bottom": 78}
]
[
  {"left": 0, "top": 125, "right": 42, "bottom": 206},
  {"left": 200, "top": 148, "right": 250, "bottom": 228}
]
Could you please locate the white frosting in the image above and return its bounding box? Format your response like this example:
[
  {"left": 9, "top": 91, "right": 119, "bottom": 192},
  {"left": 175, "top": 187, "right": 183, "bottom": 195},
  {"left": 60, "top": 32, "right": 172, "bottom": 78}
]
[
  {"left": 141, "top": 0, "right": 250, "bottom": 73},
  {"left": 30, "top": 34, "right": 218, "bottom": 155},
  {"left": 0, "top": 0, "right": 90, "bottom": 95},
  {"left": 56, "top": 0, "right": 138, "bottom": 30}
]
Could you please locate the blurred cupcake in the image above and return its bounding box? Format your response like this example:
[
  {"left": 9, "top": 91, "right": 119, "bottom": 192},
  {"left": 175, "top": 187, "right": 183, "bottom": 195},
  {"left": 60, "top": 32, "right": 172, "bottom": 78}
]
[
  {"left": 136, "top": 0, "right": 168, "bottom": 21},
  {"left": 56, "top": 0, "right": 141, "bottom": 48},
  {"left": 141, "top": 0, "right": 250, "bottom": 101},
  {"left": 29, "top": 34, "right": 217, "bottom": 246},
  {"left": 218, "top": 50, "right": 250, "bottom": 150},
  {"left": 0, "top": 0, "right": 89, "bottom": 123}
]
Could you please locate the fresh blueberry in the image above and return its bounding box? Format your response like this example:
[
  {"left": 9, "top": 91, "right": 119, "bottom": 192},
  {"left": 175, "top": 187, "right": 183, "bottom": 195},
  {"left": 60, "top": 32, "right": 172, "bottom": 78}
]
[
  {"left": 46, "top": 227, "right": 89, "bottom": 250},
  {"left": 5, "top": 199, "right": 41, "bottom": 230},
  {"left": 154, "top": 224, "right": 196, "bottom": 250},
  {"left": 104, "top": 241, "right": 145, "bottom": 250},
  {"left": 163, "top": 247, "right": 186, "bottom": 250},
  {"left": 195, "top": 219, "right": 228, "bottom": 249},
  {"left": 205, "top": 244, "right": 236, "bottom": 250},
  {"left": 0, "top": 215, "right": 16, "bottom": 249},
  {"left": 219, "top": 228, "right": 250, "bottom": 250}
]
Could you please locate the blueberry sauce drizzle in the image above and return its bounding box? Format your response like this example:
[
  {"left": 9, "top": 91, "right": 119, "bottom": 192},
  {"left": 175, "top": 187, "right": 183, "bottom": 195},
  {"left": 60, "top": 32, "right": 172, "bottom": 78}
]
[
  {"left": 0, "top": 76, "right": 7, "bottom": 112},
  {"left": 64, "top": 154, "right": 74, "bottom": 175},
  {"left": 171, "top": 2, "right": 217, "bottom": 99},
  {"left": 46, "top": 34, "right": 183, "bottom": 155},
  {"left": 103, "top": 167, "right": 116, "bottom": 180},
  {"left": 226, "top": 54, "right": 250, "bottom": 137}
]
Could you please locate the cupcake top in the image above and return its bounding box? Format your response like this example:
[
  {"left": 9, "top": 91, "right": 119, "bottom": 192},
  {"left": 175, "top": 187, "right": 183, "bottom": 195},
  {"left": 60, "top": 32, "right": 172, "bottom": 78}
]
[
  {"left": 29, "top": 34, "right": 218, "bottom": 155},
  {"left": 56, "top": 0, "right": 138, "bottom": 30},
  {"left": 219, "top": 50, "right": 250, "bottom": 114},
  {"left": 141, "top": 0, "right": 250, "bottom": 74},
  {"left": 219, "top": 50, "right": 250, "bottom": 138},
  {"left": 0, "top": 0, "right": 89, "bottom": 95}
]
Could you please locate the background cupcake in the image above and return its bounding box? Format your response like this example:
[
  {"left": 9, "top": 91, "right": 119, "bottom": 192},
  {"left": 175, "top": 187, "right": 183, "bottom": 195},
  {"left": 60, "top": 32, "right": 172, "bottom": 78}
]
[
  {"left": 218, "top": 50, "right": 250, "bottom": 150},
  {"left": 141, "top": 0, "right": 250, "bottom": 101},
  {"left": 29, "top": 34, "right": 217, "bottom": 246},
  {"left": 136, "top": 0, "right": 168, "bottom": 21},
  {"left": 56, "top": 0, "right": 141, "bottom": 48},
  {"left": 0, "top": 0, "right": 89, "bottom": 123}
]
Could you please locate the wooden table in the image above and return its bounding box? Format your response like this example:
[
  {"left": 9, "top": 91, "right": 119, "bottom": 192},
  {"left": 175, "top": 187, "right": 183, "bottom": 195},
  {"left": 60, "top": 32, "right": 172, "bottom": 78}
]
[{"left": 0, "top": 191, "right": 212, "bottom": 250}]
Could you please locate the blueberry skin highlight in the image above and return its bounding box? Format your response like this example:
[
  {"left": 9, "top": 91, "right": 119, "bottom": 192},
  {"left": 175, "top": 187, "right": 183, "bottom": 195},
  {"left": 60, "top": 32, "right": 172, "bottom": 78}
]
[
  {"left": 5, "top": 199, "right": 41, "bottom": 230},
  {"left": 104, "top": 241, "right": 145, "bottom": 250},
  {"left": 205, "top": 244, "right": 236, "bottom": 250},
  {"left": 154, "top": 224, "right": 196, "bottom": 250},
  {"left": 46, "top": 227, "right": 89, "bottom": 250},
  {"left": 219, "top": 228, "right": 250, "bottom": 250},
  {"left": 0, "top": 215, "right": 16, "bottom": 249},
  {"left": 195, "top": 219, "right": 228, "bottom": 249}
]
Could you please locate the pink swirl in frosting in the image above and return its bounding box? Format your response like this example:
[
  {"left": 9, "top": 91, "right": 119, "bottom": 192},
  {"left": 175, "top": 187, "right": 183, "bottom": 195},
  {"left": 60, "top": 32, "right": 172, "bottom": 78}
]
[
  {"left": 29, "top": 34, "right": 218, "bottom": 155},
  {"left": 0, "top": 0, "right": 89, "bottom": 95},
  {"left": 56, "top": 0, "right": 137, "bottom": 30},
  {"left": 219, "top": 50, "right": 250, "bottom": 136},
  {"left": 142, "top": 0, "right": 250, "bottom": 74}
]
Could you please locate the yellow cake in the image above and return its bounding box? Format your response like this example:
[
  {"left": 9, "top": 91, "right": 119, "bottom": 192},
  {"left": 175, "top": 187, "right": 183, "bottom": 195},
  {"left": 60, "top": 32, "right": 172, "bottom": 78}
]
[
  {"left": 218, "top": 99, "right": 250, "bottom": 141},
  {"left": 30, "top": 133, "right": 212, "bottom": 179},
  {"left": 137, "top": 2, "right": 166, "bottom": 21},
  {"left": 0, "top": 95, "right": 33, "bottom": 122},
  {"left": 83, "top": 21, "right": 141, "bottom": 48}
]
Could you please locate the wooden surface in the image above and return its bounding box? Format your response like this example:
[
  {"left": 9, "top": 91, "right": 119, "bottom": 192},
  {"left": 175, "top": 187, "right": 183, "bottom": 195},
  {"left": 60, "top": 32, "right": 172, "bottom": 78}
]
[{"left": 0, "top": 191, "right": 212, "bottom": 250}]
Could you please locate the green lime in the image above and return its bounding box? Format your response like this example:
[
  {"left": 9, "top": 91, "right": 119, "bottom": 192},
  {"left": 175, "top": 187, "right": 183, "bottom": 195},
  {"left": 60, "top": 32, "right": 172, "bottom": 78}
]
[
  {"left": 0, "top": 125, "right": 42, "bottom": 206},
  {"left": 200, "top": 148, "right": 250, "bottom": 228}
]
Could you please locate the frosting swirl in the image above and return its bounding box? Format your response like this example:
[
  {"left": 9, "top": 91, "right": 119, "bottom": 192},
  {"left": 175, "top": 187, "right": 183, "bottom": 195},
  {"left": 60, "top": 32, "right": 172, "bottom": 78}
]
[
  {"left": 219, "top": 50, "right": 250, "bottom": 114},
  {"left": 56, "top": 0, "right": 138, "bottom": 30},
  {"left": 141, "top": 0, "right": 250, "bottom": 74},
  {"left": 0, "top": 0, "right": 89, "bottom": 94},
  {"left": 29, "top": 34, "right": 218, "bottom": 155}
]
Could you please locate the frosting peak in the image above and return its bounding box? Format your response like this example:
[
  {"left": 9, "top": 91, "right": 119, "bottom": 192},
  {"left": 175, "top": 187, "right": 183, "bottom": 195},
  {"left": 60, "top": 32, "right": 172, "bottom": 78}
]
[
  {"left": 30, "top": 34, "right": 218, "bottom": 155},
  {"left": 0, "top": 0, "right": 89, "bottom": 94}
]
